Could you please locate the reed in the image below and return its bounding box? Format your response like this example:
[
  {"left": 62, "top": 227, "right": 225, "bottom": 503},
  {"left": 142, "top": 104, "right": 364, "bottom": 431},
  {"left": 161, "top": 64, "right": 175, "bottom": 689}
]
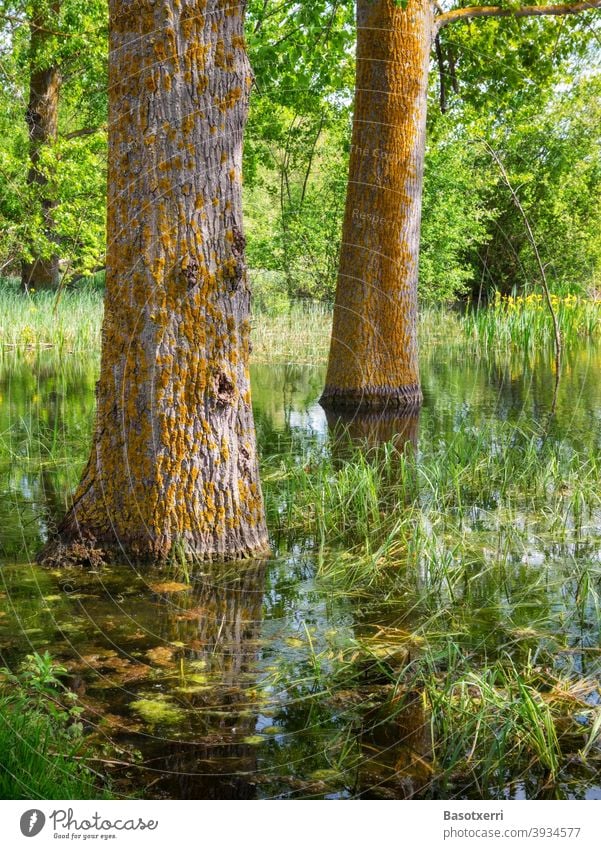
[
  {"left": 463, "top": 292, "right": 601, "bottom": 354},
  {"left": 2, "top": 279, "right": 600, "bottom": 362},
  {"left": 0, "top": 277, "right": 103, "bottom": 355}
]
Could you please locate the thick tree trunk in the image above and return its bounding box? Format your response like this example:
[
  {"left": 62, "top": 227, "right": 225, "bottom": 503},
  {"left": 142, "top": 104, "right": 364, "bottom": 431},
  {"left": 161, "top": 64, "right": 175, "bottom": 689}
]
[
  {"left": 22, "top": 2, "right": 61, "bottom": 291},
  {"left": 41, "top": 0, "right": 269, "bottom": 565},
  {"left": 321, "top": 0, "right": 433, "bottom": 410}
]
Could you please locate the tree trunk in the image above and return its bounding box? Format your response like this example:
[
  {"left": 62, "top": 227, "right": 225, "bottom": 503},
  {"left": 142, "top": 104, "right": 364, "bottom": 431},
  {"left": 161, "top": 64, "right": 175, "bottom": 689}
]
[
  {"left": 320, "top": 0, "right": 433, "bottom": 410},
  {"left": 40, "top": 0, "right": 269, "bottom": 565},
  {"left": 22, "top": 2, "right": 61, "bottom": 291}
]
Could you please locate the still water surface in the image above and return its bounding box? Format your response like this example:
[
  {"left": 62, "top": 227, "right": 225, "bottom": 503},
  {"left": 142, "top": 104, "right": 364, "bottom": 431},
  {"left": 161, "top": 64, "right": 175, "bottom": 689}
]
[{"left": 0, "top": 345, "right": 600, "bottom": 798}]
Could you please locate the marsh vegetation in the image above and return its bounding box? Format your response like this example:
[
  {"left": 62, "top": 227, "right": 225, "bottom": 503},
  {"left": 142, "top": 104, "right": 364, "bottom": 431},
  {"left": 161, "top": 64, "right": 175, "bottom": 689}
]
[{"left": 1, "top": 295, "right": 600, "bottom": 799}]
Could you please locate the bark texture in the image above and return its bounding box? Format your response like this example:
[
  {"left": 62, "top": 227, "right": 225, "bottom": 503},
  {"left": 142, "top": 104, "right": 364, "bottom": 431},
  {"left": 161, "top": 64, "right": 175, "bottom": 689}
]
[
  {"left": 41, "top": 0, "right": 269, "bottom": 564},
  {"left": 22, "top": 2, "right": 61, "bottom": 291},
  {"left": 321, "top": 0, "right": 433, "bottom": 410}
]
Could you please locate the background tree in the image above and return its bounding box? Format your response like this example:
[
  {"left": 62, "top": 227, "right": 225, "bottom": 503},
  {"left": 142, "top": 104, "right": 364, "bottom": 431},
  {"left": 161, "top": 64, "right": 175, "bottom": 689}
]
[
  {"left": 0, "top": 0, "right": 107, "bottom": 287},
  {"left": 21, "top": 0, "right": 61, "bottom": 290},
  {"left": 320, "top": 0, "right": 601, "bottom": 412},
  {"left": 42, "top": 0, "right": 269, "bottom": 565}
]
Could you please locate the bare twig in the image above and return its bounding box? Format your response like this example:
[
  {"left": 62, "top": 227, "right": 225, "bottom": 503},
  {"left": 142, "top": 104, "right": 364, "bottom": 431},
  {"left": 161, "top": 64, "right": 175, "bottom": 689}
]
[{"left": 482, "top": 141, "right": 562, "bottom": 414}]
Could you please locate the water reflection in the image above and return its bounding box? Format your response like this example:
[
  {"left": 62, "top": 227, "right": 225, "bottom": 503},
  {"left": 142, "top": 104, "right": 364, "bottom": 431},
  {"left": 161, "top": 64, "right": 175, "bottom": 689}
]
[
  {"left": 1, "top": 343, "right": 601, "bottom": 798},
  {"left": 0, "top": 561, "right": 269, "bottom": 798},
  {"left": 130, "top": 562, "right": 269, "bottom": 800}
]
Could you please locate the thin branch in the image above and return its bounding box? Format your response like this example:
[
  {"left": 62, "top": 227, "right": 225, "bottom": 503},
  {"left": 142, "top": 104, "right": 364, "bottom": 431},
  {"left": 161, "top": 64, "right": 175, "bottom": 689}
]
[
  {"left": 435, "top": 34, "right": 448, "bottom": 112},
  {"left": 448, "top": 44, "right": 459, "bottom": 93},
  {"left": 483, "top": 141, "right": 562, "bottom": 414},
  {"left": 435, "top": 0, "right": 601, "bottom": 33},
  {"left": 300, "top": 112, "right": 326, "bottom": 206},
  {"left": 61, "top": 126, "right": 106, "bottom": 141}
]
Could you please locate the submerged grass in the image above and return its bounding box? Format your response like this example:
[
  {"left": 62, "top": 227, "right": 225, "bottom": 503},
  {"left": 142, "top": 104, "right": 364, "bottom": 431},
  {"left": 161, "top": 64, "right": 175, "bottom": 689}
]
[
  {"left": 377, "top": 646, "right": 599, "bottom": 796},
  {"left": 267, "top": 420, "right": 601, "bottom": 557},
  {"left": 262, "top": 420, "right": 601, "bottom": 796}
]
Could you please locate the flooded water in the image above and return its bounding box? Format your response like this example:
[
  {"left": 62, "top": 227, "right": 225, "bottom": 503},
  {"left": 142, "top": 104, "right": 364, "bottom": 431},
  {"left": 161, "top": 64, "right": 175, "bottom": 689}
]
[{"left": 0, "top": 343, "right": 600, "bottom": 799}]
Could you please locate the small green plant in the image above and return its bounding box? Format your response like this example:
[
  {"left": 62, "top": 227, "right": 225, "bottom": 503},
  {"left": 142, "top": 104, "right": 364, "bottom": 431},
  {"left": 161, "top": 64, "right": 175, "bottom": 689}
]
[
  {"left": 1, "top": 651, "right": 83, "bottom": 732},
  {"left": 0, "top": 652, "right": 109, "bottom": 799}
]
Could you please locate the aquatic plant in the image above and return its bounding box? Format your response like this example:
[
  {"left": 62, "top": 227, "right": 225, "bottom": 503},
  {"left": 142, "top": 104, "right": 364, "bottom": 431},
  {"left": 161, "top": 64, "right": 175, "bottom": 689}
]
[
  {"left": 0, "top": 652, "right": 110, "bottom": 799},
  {"left": 463, "top": 292, "right": 601, "bottom": 354}
]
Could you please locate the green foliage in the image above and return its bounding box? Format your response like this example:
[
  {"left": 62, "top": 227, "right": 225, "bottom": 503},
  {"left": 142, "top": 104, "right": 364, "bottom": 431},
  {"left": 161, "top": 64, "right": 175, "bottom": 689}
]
[
  {"left": 419, "top": 135, "right": 492, "bottom": 304},
  {"left": 0, "top": 651, "right": 108, "bottom": 799},
  {"left": 2, "top": 327, "right": 601, "bottom": 796},
  {"left": 433, "top": 13, "right": 601, "bottom": 300},
  {"left": 0, "top": 0, "right": 600, "bottom": 303},
  {"left": 472, "top": 75, "right": 601, "bottom": 297},
  {"left": 244, "top": 1, "right": 354, "bottom": 301},
  {"left": 245, "top": 115, "right": 348, "bottom": 302}
]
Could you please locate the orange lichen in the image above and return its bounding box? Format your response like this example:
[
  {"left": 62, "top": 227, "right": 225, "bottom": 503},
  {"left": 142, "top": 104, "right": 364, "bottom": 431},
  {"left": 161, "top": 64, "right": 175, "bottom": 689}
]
[{"left": 49, "top": 0, "right": 269, "bottom": 565}]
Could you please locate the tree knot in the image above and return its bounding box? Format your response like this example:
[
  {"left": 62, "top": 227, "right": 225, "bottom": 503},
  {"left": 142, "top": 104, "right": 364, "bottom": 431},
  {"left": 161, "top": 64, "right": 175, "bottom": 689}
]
[
  {"left": 231, "top": 226, "right": 246, "bottom": 258},
  {"left": 215, "top": 372, "right": 235, "bottom": 408},
  {"left": 181, "top": 260, "right": 199, "bottom": 290}
]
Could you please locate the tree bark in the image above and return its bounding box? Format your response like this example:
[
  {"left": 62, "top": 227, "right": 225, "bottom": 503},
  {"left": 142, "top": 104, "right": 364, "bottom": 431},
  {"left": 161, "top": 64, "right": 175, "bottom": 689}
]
[
  {"left": 21, "top": 2, "right": 61, "bottom": 292},
  {"left": 321, "top": 0, "right": 599, "bottom": 411},
  {"left": 40, "top": 0, "right": 269, "bottom": 565},
  {"left": 321, "top": 0, "right": 433, "bottom": 411}
]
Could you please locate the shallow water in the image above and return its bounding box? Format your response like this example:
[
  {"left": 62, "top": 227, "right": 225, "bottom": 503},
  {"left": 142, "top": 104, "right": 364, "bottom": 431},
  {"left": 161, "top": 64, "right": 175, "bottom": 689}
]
[{"left": 0, "top": 344, "right": 600, "bottom": 799}]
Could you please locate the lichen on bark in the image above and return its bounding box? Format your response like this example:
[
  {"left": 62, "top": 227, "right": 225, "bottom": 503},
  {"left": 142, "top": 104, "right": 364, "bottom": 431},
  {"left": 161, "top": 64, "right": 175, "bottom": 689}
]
[{"left": 40, "top": 0, "right": 269, "bottom": 565}]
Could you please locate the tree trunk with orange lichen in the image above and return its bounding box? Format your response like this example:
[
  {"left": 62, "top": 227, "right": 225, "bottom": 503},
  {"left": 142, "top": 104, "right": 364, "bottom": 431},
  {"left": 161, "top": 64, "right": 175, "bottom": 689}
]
[
  {"left": 321, "top": 0, "right": 432, "bottom": 411},
  {"left": 40, "top": 0, "right": 269, "bottom": 565},
  {"left": 22, "top": 1, "right": 61, "bottom": 292}
]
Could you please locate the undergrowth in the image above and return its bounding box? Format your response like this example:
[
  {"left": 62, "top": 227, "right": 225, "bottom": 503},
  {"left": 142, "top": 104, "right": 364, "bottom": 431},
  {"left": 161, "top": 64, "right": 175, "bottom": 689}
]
[{"left": 0, "top": 651, "right": 110, "bottom": 799}]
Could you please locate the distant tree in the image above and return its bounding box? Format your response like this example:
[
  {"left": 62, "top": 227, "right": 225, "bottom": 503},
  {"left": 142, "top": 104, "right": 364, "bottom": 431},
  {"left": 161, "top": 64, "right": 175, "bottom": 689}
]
[
  {"left": 21, "top": 1, "right": 61, "bottom": 290},
  {"left": 321, "top": 0, "right": 601, "bottom": 411}
]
